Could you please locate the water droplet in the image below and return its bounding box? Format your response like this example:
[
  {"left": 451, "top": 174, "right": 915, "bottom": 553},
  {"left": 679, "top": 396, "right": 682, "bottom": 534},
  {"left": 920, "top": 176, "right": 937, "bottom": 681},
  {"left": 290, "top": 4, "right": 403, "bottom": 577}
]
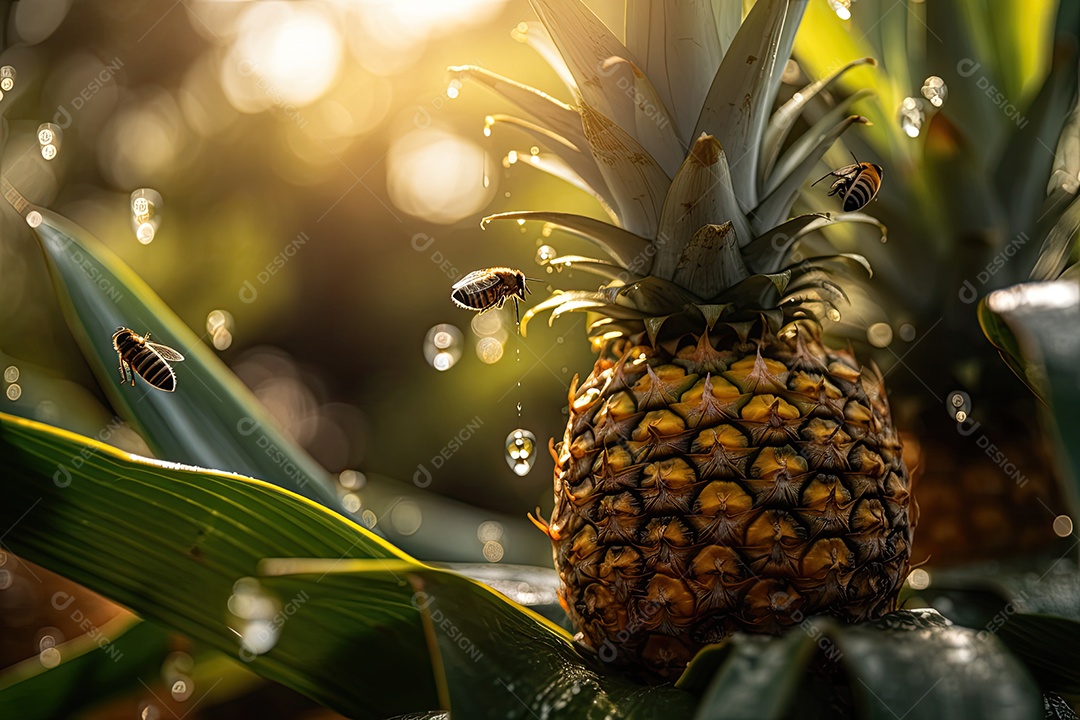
[
  {"left": 947, "top": 390, "right": 972, "bottom": 422},
  {"left": 26, "top": 211, "right": 42, "bottom": 228},
  {"left": 907, "top": 568, "right": 931, "bottom": 590},
  {"left": 6, "top": 384, "right": 21, "bottom": 401},
  {"left": 39, "top": 647, "right": 61, "bottom": 668},
  {"left": 0, "top": 65, "right": 16, "bottom": 92},
  {"left": 131, "top": 189, "right": 163, "bottom": 243},
  {"left": 867, "top": 322, "right": 893, "bottom": 348},
  {"left": 505, "top": 428, "right": 537, "bottom": 475},
  {"left": 424, "top": 324, "right": 463, "bottom": 371},
  {"left": 339, "top": 469, "right": 366, "bottom": 489},
  {"left": 4, "top": 365, "right": 19, "bottom": 383},
  {"left": 390, "top": 500, "right": 423, "bottom": 536},
  {"left": 361, "top": 509, "right": 378, "bottom": 528},
  {"left": 535, "top": 245, "right": 557, "bottom": 266},
  {"left": 477, "top": 520, "right": 504, "bottom": 542},
  {"left": 506, "top": 150, "right": 519, "bottom": 165},
  {"left": 476, "top": 336, "right": 504, "bottom": 363},
  {"left": 898, "top": 97, "right": 926, "bottom": 138},
  {"left": 470, "top": 309, "right": 506, "bottom": 338},
  {"left": 1054, "top": 515, "right": 1074, "bottom": 537},
  {"left": 446, "top": 78, "right": 462, "bottom": 99},
  {"left": 170, "top": 678, "right": 193, "bottom": 701},
  {"left": 827, "top": 308, "right": 842, "bottom": 322},
  {"left": 482, "top": 540, "right": 505, "bottom": 562},
  {"left": 342, "top": 492, "right": 361, "bottom": 513},
  {"left": 37, "top": 123, "right": 61, "bottom": 160},
  {"left": 0, "top": 569, "right": 12, "bottom": 590},
  {"left": 206, "top": 309, "right": 235, "bottom": 351},
  {"left": 921, "top": 75, "right": 947, "bottom": 108},
  {"left": 827, "top": 0, "right": 852, "bottom": 20},
  {"left": 899, "top": 323, "right": 916, "bottom": 342}
]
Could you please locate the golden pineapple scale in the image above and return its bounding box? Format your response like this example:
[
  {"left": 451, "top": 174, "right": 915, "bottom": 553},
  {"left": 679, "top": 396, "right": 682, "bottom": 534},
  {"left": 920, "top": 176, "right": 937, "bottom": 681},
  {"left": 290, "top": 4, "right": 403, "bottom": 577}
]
[{"left": 541, "top": 322, "right": 913, "bottom": 681}]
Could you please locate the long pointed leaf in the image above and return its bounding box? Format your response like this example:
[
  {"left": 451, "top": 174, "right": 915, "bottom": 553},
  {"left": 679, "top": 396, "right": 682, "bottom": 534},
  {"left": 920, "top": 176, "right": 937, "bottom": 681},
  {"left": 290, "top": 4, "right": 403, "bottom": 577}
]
[
  {"left": 482, "top": 211, "right": 652, "bottom": 269},
  {"left": 653, "top": 134, "right": 753, "bottom": 279},
  {"left": 1, "top": 183, "right": 343, "bottom": 513},
  {"left": 624, "top": 1, "right": 728, "bottom": 144},
  {"left": 694, "top": 0, "right": 807, "bottom": 209},
  {"left": 0, "top": 411, "right": 435, "bottom": 719},
  {"left": 837, "top": 610, "right": 1042, "bottom": 720}
]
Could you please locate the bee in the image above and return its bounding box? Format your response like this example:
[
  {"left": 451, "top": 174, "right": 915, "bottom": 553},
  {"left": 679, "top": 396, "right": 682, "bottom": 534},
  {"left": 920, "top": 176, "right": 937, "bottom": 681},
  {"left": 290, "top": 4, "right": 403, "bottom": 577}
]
[
  {"left": 451, "top": 267, "right": 534, "bottom": 319},
  {"left": 812, "top": 153, "right": 884, "bottom": 212},
  {"left": 112, "top": 327, "right": 185, "bottom": 392}
]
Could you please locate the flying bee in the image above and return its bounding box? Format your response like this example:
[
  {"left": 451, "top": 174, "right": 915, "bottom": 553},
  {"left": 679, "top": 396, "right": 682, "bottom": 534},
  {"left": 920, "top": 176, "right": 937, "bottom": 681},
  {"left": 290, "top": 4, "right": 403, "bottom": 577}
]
[
  {"left": 451, "top": 267, "right": 535, "bottom": 322},
  {"left": 812, "top": 153, "right": 884, "bottom": 212},
  {"left": 112, "top": 327, "right": 185, "bottom": 392}
]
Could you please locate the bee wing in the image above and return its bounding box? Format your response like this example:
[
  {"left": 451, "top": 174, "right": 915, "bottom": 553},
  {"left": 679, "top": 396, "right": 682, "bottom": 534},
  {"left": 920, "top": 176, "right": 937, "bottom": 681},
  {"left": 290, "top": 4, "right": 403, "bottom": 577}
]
[
  {"left": 452, "top": 270, "right": 501, "bottom": 292},
  {"left": 146, "top": 342, "right": 185, "bottom": 361},
  {"left": 831, "top": 163, "right": 861, "bottom": 178}
]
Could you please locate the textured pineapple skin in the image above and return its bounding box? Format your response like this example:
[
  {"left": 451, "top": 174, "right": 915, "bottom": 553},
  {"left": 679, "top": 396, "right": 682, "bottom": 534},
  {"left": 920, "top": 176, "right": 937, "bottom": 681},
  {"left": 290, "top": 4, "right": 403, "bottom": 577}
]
[{"left": 547, "top": 324, "right": 914, "bottom": 681}]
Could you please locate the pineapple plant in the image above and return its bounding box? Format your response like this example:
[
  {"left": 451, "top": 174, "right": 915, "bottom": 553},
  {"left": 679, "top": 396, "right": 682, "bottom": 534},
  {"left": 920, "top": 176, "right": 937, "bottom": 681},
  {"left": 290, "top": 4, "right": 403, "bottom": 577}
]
[
  {"left": 793, "top": 0, "right": 1078, "bottom": 566},
  {"left": 457, "top": 0, "right": 914, "bottom": 680}
]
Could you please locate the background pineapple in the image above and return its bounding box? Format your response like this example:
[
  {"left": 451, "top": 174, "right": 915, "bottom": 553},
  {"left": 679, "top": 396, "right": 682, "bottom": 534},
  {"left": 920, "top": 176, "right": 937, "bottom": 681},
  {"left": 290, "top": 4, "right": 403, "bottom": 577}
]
[
  {"left": 794, "top": 0, "right": 1078, "bottom": 567},
  {"left": 461, "top": 0, "right": 913, "bottom": 680}
]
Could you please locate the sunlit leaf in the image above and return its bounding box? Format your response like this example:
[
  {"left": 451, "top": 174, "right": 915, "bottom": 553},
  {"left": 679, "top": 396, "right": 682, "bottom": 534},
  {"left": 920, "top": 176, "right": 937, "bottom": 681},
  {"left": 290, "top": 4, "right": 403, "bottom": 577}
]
[
  {"left": 482, "top": 211, "right": 652, "bottom": 269},
  {"left": 653, "top": 136, "right": 751, "bottom": 279},
  {"left": 694, "top": 0, "right": 806, "bottom": 209},
  {"left": 0, "top": 183, "right": 342, "bottom": 513},
  {"left": 0, "top": 411, "right": 434, "bottom": 719}
]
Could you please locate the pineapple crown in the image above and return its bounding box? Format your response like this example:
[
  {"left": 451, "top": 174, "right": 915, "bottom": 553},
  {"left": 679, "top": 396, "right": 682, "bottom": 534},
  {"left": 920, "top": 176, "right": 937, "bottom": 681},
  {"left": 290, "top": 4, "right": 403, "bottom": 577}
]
[{"left": 457, "top": 0, "right": 886, "bottom": 343}]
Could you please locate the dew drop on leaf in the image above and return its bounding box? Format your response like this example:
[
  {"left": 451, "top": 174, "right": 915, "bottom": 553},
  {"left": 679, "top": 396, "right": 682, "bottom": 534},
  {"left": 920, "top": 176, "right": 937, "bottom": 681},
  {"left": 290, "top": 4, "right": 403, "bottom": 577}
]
[{"left": 921, "top": 75, "right": 947, "bottom": 107}]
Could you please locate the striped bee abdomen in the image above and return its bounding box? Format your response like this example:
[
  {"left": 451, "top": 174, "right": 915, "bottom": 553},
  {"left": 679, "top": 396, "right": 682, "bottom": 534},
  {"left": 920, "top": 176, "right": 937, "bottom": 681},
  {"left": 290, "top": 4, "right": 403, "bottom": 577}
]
[
  {"left": 451, "top": 267, "right": 531, "bottom": 314},
  {"left": 112, "top": 327, "right": 185, "bottom": 392}
]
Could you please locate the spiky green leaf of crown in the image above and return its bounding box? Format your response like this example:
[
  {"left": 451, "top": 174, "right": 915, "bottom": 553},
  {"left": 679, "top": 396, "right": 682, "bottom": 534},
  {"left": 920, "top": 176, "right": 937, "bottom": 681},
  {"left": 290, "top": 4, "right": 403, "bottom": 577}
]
[{"left": 458, "top": 0, "right": 887, "bottom": 344}]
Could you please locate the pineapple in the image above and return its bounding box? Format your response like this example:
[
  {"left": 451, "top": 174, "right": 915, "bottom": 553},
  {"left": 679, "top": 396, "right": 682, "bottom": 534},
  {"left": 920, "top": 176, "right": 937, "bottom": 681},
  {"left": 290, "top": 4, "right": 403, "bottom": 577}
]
[{"left": 458, "top": 0, "right": 913, "bottom": 680}]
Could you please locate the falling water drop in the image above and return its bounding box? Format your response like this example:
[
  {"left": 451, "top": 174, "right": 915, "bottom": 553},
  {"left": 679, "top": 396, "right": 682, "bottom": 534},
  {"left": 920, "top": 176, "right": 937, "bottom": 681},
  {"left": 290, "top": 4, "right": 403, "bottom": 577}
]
[
  {"left": 921, "top": 76, "right": 948, "bottom": 108},
  {"left": 827, "top": 0, "right": 853, "bottom": 20},
  {"left": 898, "top": 97, "right": 926, "bottom": 138},
  {"left": 535, "top": 245, "right": 557, "bottom": 266},
  {"left": 947, "top": 390, "right": 972, "bottom": 423},
  {"left": 505, "top": 428, "right": 537, "bottom": 476},
  {"left": 827, "top": 308, "right": 842, "bottom": 322},
  {"left": 37, "top": 123, "right": 62, "bottom": 160},
  {"left": 0, "top": 66, "right": 15, "bottom": 92},
  {"left": 866, "top": 322, "right": 893, "bottom": 347},
  {"left": 131, "top": 189, "right": 164, "bottom": 244},
  {"left": 423, "top": 324, "right": 463, "bottom": 371}
]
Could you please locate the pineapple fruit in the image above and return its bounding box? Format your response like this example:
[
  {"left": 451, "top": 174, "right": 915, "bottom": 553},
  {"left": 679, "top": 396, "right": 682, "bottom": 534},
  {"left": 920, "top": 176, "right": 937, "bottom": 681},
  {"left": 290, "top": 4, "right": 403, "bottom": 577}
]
[{"left": 459, "top": 0, "right": 913, "bottom": 680}]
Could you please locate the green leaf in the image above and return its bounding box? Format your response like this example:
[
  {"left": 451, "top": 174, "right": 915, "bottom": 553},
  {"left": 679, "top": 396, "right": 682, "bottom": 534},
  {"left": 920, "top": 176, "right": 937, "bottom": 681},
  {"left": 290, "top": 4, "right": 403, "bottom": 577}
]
[
  {"left": 482, "top": 211, "right": 653, "bottom": 270},
  {"left": 653, "top": 135, "right": 752, "bottom": 280},
  {"left": 0, "top": 618, "right": 172, "bottom": 719},
  {"left": 1, "top": 182, "right": 343, "bottom": 513},
  {"left": 981, "top": 281, "right": 1080, "bottom": 506},
  {"left": 837, "top": 610, "right": 1042, "bottom": 720},
  {"left": 693, "top": 629, "right": 819, "bottom": 720},
  {"left": 977, "top": 295, "right": 1041, "bottom": 397},
  {"left": 0, "top": 411, "right": 435, "bottom": 719},
  {"left": 404, "top": 569, "right": 696, "bottom": 719},
  {"left": 694, "top": 0, "right": 807, "bottom": 210},
  {"left": 994, "top": 614, "right": 1080, "bottom": 694}
]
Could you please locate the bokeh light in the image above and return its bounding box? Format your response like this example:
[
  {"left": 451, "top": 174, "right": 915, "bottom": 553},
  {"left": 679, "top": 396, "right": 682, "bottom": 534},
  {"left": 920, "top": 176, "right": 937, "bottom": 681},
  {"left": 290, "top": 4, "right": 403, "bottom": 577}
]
[{"left": 387, "top": 127, "right": 496, "bottom": 223}]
